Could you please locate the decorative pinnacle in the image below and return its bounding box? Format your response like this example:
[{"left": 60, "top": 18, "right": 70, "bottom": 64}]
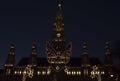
[
  {"left": 10, "top": 41, "right": 15, "bottom": 48},
  {"left": 31, "top": 41, "right": 37, "bottom": 55},
  {"left": 105, "top": 41, "right": 111, "bottom": 55},
  {"left": 9, "top": 42, "right": 15, "bottom": 55},
  {"left": 54, "top": 2, "right": 64, "bottom": 32},
  {"left": 82, "top": 41, "right": 88, "bottom": 55},
  {"left": 83, "top": 42, "right": 87, "bottom": 49},
  {"left": 105, "top": 41, "right": 110, "bottom": 48},
  {"left": 32, "top": 41, "right": 36, "bottom": 48}
]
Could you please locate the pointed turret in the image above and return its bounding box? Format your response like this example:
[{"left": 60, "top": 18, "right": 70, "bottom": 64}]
[
  {"left": 46, "top": 2, "right": 72, "bottom": 68},
  {"left": 54, "top": 3, "right": 64, "bottom": 32},
  {"left": 81, "top": 42, "right": 90, "bottom": 67},
  {"left": 4, "top": 42, "right": 15, "bottom": 75},
  {"left": 4, "top": 42, "right": 15, "bottom": 67},
  {"left": 30, "top": 41, "right": 37, "bottom": 66},
  {"left": 104, "top": 41, "right": 113, "bottom": 67}
]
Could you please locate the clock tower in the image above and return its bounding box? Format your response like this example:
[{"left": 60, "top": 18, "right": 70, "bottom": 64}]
[{"left": 46, "top": 3, "right": 72, "bottom": 71}]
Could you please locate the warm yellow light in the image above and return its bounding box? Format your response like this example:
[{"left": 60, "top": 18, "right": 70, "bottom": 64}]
[
  {"left": 73, "top": 71, "right": 76, "bottom": 75},
  {"left": 23, "top": 71, "right": 26, "bottom": 74},
  {"left": 15, "top": 71, "right": 17, "bottom": 74},
  {"left": 56, "top": 33, "right": 61, "bottom": 37},
  {"left": 67, "top": 71, "right": 71, "bottom": 75},
  {"left": 91, "top": 71, "right": 95, "bottom": 75},
  {"left": 19, "top": 71, "right": 22, "bottom": 74},
  {"left": 77, "top": 71, "right": 81, "bottom": 75},
  {"left": 37, "top": 71, "right": 40, "bottom": 75},
  {"left": 72, "top": 71, "right": 76, "bottom": 75},
  {"left": 42, "top": 71, "right": 46, "bottom": 75},
  {"left": 101, "top": 71, "right": 105, "bottom": 74},
  {"left": 4, "top": 64, "right": 13, "bottom": 67}
]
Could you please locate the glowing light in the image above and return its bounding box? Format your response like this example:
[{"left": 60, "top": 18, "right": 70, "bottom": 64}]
[
  {"left": 15, "top": 71, "right": 17, "bottom": 74},
  {"left": 23, "top": 71, "right": 26, "bottom": 74},
  {"left": 47, "top": 68, "right": 51, "bottom": 75},
  {"left": 101, "top": 71, "right": 105, "bottom": 74},
  {"left": 19, "top": 71, "right": 22, "bottom": 74},
  {"left": 72, "top": 71, "right": 76, "bottom": 75},
  {"left": 47, "top": 71, "right": 50, "bottom": 75},
  {"left": 77, "top": 71, "right": 81, "bottom": 75},
  {"left": 56, "top": 33, "right": 61, "bottom": 37},
  {"left": 110, "top": 75, "right": 114, "bottom": 77},
  {"left": 91, "top": 71, "right": 95, "bottom": 75},
  {"left": 67, "top": 71, "right": 71, "bottom": 75},
  {"left": 37, "top": 71, "right": 40, "bottom": 75},
  {"left": 42, "top": 71, "right": 46, "bottom": 75},
  {"left": 58, "top": 4, "right": 61, "bottom": 7}
]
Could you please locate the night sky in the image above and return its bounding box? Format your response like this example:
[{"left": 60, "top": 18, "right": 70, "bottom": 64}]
[{"left": 0, "top": 0, "right": 120, "bottom": 69}]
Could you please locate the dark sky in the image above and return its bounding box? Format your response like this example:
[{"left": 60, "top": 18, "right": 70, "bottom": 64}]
[{"left": 0, "top": 0, "right": 120, "bottom": 69}]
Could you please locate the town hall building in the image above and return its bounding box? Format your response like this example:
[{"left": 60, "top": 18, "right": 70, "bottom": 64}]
[{"left": 0, "top": 2, "right": 119, "bottom": 81}]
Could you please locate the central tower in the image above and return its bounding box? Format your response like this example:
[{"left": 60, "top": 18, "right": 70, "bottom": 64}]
[{"left": 46, "top": 3, "right": 72, "bottom": 71}]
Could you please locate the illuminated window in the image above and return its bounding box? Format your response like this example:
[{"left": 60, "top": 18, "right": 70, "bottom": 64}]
[
  {"left": 42, "top": 71, "right": 46, "bottom": 75},
  {"left": 84, "top": 69, "right": 88, "bottom": 75},
  {"left": 14, "top": 71, "right": 17, "bottom": 74},
  {"left": 67, "top": 71, "right": 71, "bottom": 75},
  {"left": 72, "top": 71, "right": 74, "bottom": 75},
  {"left": 72, "top": 71, "right": 76, "bottom": 75},
  {"left": 47, "top": 69, "right": 51, "bottom": 75},
  {"left": 77, "top": 71, "right": 81, "bottom": 75},
  {"left": 37, "top": 71, "right": 41, "bottom": 75},
  {"left": 101, "top": 71, "right": 105, "bottom": 74},
  {"left": 56, "top": 33, "right": 61, "bottom": 37},
  {"left": 91, "top": 71, "right": 94, "bottom": 75},
  {"left": 31, "top": 69, "right": 34, "bottom": 74},
  {"left": 73, "top": 71, "right": 76, "bottom": 75},
  {"left": 32, "top": 46, "right": 35, "bottom": 48},
  {"left": 19, "top": 71, "right": 22, "bottom": 74},
  {"left": 96, "top": 71, "right": 100, "bottom": 74},
  {"left": 69, "top": 71, "right": 71, "bottom": 75},
  {"left": 6, "top": 69, "right": 11, "bottom": 75},
  {"left": 51, "top": 61, "right": 54, "bottom": 64},
  {"left": 23, "top": 71, "right": 26, "bottom": 74}
]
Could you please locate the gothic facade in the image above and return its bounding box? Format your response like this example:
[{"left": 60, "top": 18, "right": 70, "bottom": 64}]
[{"left": 0, "top": 3, "right": 120, "bottom": 81}]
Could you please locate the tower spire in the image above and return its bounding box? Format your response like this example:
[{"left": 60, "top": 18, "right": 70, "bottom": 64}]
[
  {"left": 46, "top": 2, "right": 72, "bottom": 69},
  {"left": 4, "top": 42, "right": 15, "bottom": 67},
  {"left": 54, "top": 2, "right": 64, "bottom": 31},
  {"left": 30, "top": 40, "right": 37, "bottom": 66},
  {"left": 31, "top": 41, "right": 37, "bottom": 55},
  {"left": 51, "top": 2, "right": 66, "bottom": 50},
  {"left": 82, "top": 42, "right": 88, "bottom": 55},
  {"left": 4, "top": 42, "right": 15, "bottom": 75},
  {"left": 104, "top": 41, "right": 113, "bottom": 67},
  {"left": 81, "top": 41, "right": 90, "bottom": 67}
]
